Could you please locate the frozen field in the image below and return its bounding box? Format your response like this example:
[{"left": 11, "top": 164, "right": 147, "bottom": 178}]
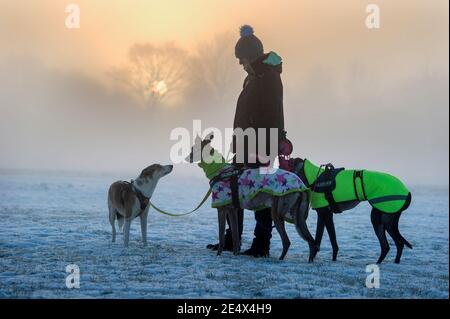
[{"left": 0, "top": 171, "right": 448, "bottom": 299}]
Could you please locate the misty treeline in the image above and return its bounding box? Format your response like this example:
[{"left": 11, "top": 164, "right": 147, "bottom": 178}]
[{"left": 0, "top": 31, "right": 447, "bottom": 184}]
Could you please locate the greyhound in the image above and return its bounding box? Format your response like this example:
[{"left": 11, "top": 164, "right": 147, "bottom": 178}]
[
  {"left": 291, "top": 157, "right": 412, "bottom": 264},
  {"left": 186, "top": 133, "right": 317, "bottom": 262},
  {"left": 108, "top": 164, "right": 173, "bottom": 247}
]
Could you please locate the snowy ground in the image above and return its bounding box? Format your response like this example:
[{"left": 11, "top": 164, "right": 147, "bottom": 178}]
[{"left": 0, "top": 170, "right": 448, "bottom": 299}]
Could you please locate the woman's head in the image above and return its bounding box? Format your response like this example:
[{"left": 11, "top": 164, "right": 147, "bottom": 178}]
[{"left": 235, "top": 25, "right": 264, "bottom": 67}]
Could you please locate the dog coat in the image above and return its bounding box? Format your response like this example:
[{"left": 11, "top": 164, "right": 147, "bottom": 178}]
[
  {"left": 302, "top": 159, "right": 411, "bottom": 213},
  {"left": 198, "top": 153, "right": 308, "bottom": 210},
  {"left": 210, "top": 167, "right": 307, "bottom": 210}
]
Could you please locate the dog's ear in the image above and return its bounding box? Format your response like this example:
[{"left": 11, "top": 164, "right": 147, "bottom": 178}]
[
  {"left": 204, "top": 131, "right": 214, "bottom": 142},
  {"left": 293, "top": 157, "right": 304, "bottom": 166}
]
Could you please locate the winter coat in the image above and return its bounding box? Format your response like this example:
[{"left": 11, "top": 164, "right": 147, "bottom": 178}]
[
  {"left": 302, "top": 159, "right": 411, "bottom": 214},
  {"left": 232, "top": 51, "right": 284, "bottom": 167}
]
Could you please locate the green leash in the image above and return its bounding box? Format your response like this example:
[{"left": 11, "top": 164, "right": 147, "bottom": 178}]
[
  {"left": 149, "top": 188, "right": 212, "bottom": 217},
  {"left": 149, "top": 150, "right": 233, "bottom": 217}
]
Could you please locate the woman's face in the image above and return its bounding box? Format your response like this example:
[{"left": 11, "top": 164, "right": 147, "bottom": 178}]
[{"left": 238, "top": 57, "right": 254, "bottom": 74}]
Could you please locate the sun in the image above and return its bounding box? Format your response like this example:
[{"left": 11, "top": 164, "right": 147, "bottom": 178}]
[{"left": 151, "top": 80, "right": 168, "bottom": 96}]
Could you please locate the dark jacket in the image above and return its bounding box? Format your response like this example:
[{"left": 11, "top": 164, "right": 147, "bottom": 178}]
[{"left": 232, "top": 52, "right": 284, "bottom": 166}]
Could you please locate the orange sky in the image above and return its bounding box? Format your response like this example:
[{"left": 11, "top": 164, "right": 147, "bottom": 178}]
[
  {"left": 0, "top": 0, "right": 448, "bottom": 185},
  {"left": 1, "top": 0, "right": 448, "bottom": 79}
]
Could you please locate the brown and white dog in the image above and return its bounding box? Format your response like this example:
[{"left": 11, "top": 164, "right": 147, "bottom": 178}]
[{"left": 108, "top": 164, "right": 173, "bottom": 247}]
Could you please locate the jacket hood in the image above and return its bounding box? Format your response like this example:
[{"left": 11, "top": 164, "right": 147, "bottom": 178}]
[
  {"left": 263, "top": 51, "right": 282, "bottom": 66},
  {"left": 251, "top": 51, "right": 282, "bottom": 75}
]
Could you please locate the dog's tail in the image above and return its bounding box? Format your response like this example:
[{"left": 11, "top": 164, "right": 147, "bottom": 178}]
[
  {"left": 293, "top": 192, "right": 318, "bottom": 262},
  {"left": 395, "top": 212, "right": 413, "bottom": 249},
  {"left": 402, "top": 236, "right": 413, "bottom": 249},
  {"left": 117, "top": 214, "right": 125, "bottom": 231},
  {"left": 398, "top": 224, "right": 413, "bottom": 249}
]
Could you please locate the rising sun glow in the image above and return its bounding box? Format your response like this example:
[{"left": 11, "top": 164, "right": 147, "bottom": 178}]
[{"left": 151, "top": 80, "right": 168, "bottom": 96}]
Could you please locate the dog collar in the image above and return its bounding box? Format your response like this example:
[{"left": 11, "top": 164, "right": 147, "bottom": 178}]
[
  {"left": 130, "top": 180, "right": 149, "bottom": 210},
  {"left": 197, "top": 151, "right": 229, "bottom": 180}
]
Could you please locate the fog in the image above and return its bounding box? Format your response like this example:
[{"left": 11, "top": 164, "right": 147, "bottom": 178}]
[{"left": 0, "top": 0, "right": 448, "bottom": 186}]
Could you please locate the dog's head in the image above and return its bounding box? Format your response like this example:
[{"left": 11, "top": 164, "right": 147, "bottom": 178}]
[
  {"left": 289, "top": 157, "right": 311, "bottom": 187},
  {"left": 290, "top": 157, "right": 305, "bottom": 174},
  {"left": 134, "top": 163, "right": 173, "bottom": 187},
  {"left": 185, "top": 132, "right": 214, "bottom": 163},
  {"left": 291, "top": 157, "right": 305, "bottom": 167}
]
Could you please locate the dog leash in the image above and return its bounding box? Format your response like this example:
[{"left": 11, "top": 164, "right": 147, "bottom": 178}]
[
  {"left": 149, "top": 151, "right": 233, "bottom": 217},
  {"left": 148, "top": 188, "right": 212, "bottom": 217}
]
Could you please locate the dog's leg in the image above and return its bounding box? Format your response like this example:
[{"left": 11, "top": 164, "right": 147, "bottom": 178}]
[
  {"left": 108, "top": 203, "right": 117, "bottom": 243},
  {"left": 371, "top": 209, "right": 390, "bottom": 264},
  {"left": 314, "top": 208, "right": 327, "bottom": 255},
  {"left": 271, "top": 198, "right": 291, "bottom": 260},
  {"left": 140, "top": 208, "right": 149, "bottom": 246},
  {"left": 123, "top": 218, "right": 132, "bottom": 247},
  {"left": 217, "top": 208, "right": 227, "bottom": 256},
  {"left": 117, "top": 216, "right": 125, "bottom": 231},
  {"left": 385, "top": 213, "right": 405, "bottom": 264},
  {"left": 228, "top": 208, "right": 240, "bottom": 255},
  {"left": 322, "top": 210, "right": 339, "bottom": 261}
]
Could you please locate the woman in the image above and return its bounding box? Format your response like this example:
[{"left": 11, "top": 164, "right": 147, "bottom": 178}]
[{"left": 207, "top": 25, "right": 285, "bottom": 257}]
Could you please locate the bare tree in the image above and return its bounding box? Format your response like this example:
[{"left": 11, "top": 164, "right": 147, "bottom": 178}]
[
  {"left": 111, "top": 33, "right": 241, "bottom": 108},
  {"left": 111, "top": 43, "right": 192, "bottom": 107}
]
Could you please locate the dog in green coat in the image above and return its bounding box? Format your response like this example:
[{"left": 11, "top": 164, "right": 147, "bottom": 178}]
[{"left": 291, "top": 157, "right": 412, "bottom": 264}]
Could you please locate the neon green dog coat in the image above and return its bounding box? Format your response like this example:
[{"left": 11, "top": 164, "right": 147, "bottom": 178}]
[{"left": 303, "top": 159, "right": 410, "bottom": 213}]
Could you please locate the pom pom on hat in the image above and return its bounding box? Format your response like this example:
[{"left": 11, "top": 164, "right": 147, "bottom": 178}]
[
  {"left": 240, "top": 25, "right": 254, "bottom": 37},
  {"left": 235, "top": 24, "right": 264, "bottom": 62}
]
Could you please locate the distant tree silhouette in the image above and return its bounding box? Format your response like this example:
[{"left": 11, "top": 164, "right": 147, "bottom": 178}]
[
  {"left": 111, "top": 43, "right": 191, "bottom": 107},
  {"left": 111, "top": 33, "right": 241, "bottom": 108}
]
